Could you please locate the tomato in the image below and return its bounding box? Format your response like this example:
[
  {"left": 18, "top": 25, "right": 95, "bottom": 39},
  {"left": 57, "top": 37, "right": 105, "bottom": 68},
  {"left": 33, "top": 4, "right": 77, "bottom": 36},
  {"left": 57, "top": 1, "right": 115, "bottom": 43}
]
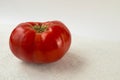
[{"left": 9, "top": 21, "right": 71, "bottom": 63}]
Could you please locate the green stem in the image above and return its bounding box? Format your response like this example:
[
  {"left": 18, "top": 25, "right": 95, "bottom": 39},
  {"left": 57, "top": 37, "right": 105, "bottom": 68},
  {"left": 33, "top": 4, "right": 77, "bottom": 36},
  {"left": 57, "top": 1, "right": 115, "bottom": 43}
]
[{"left": 33, "top": 24, "right": 47, "bottom": 33}]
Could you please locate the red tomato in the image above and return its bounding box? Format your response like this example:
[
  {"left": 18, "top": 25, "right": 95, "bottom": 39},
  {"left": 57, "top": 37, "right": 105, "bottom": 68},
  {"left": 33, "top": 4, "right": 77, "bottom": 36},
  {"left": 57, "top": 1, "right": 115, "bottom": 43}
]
[{"left": 9, "top": 21, "right": 71, "bottom": 63}]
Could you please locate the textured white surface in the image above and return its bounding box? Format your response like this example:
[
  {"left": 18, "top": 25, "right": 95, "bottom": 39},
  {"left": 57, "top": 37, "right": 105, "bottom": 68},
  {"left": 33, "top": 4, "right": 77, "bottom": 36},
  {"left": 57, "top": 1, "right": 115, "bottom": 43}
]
[
  {"left": 0, "top": 24, "right": 120, "bottom": 80},
  {"left": 0, "top": 0, "right": 120, "bottom": 80}
]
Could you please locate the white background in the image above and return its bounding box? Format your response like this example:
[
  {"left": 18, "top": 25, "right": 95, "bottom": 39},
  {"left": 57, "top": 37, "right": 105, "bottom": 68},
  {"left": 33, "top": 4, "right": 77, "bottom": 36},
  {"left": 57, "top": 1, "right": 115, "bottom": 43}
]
[{"left": 0, "top": 0, "right": 120, "bottom": 80}]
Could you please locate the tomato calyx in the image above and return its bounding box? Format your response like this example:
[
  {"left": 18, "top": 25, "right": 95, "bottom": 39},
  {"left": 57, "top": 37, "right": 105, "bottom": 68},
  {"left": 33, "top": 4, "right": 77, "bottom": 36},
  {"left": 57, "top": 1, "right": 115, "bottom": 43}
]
[{"left": 33, "top": 24, "right": 48, "bottom": 33}]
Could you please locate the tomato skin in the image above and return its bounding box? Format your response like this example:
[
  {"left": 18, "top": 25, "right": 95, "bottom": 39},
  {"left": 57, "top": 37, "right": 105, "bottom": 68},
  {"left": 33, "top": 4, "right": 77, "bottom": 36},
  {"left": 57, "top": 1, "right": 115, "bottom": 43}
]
[{"left": 9, "top": 21, "right": 71, "bottom": 63}]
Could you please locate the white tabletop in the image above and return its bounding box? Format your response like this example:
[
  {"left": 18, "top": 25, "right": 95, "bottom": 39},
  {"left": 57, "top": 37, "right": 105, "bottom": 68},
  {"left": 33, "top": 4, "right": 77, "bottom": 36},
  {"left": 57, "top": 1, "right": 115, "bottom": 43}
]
[{"left": 0, "top": 0, "right": 120, "bottom": 80}]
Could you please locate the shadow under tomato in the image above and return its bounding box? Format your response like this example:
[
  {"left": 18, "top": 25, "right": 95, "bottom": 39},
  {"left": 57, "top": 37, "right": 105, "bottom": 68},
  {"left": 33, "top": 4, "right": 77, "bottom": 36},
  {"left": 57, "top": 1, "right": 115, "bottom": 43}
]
[{"left": 20, "top": 50, "right": 87, "bottom": 76}]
